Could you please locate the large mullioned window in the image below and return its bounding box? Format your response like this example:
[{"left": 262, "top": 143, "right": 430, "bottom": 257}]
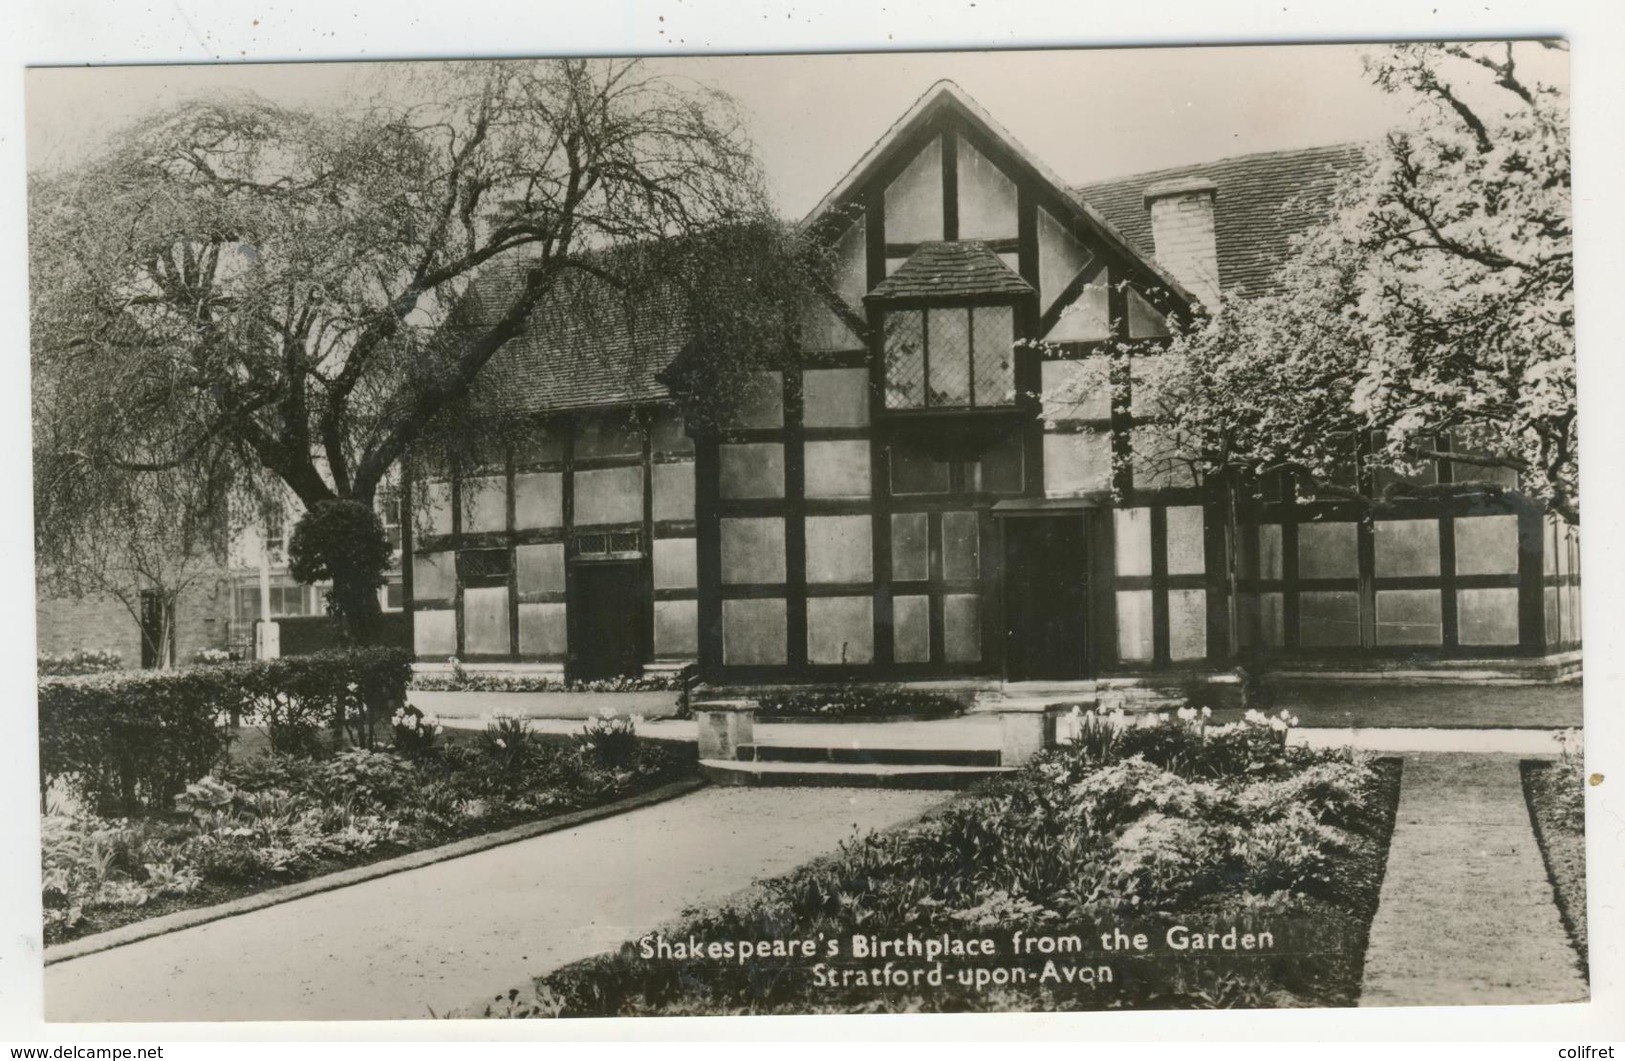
[{"left": 883, "top": 305, "right": 1015, "bottom": 410}]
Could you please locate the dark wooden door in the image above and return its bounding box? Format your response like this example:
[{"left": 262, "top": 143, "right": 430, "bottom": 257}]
[
  {"left": 569, "top": 561, "right": 645, "bottom": 681},
  {"left": 1003, "top": 516, "right": 1088, "bottom": 680}
]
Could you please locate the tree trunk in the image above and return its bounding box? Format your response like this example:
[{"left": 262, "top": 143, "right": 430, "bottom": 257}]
[{"left": 328, "top": 560, "right": 384, "bottom": 647}]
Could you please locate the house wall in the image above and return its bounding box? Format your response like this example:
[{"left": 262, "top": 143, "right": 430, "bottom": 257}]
[
  {"left": 408, "top": 95, "right": 1573, "bottom": 680},
  {"left": 408, "top": 406, "right": 698, "bottom": 670}
]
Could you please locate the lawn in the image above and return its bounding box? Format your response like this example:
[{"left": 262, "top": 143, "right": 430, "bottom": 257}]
[
  {"left": 41, "top": 713, "right": 694, "bottom": 946},
  {"left": 1522, "top": 741, "right": 1588, "bottom": 977},
  {"left": 471, "top": 708, "right": 1403, "bottom": 1017}
]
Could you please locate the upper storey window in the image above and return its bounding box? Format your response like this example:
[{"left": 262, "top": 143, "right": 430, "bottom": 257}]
[{"left": 883, "top": 304, "right": 1015, "bottom": 409}]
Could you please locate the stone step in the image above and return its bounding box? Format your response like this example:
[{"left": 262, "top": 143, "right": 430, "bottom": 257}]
[
  {"left": 738, "top": 743, "right": 1001, "bottom": 767},
  {"left": 699, "top": 758, "right": 1013, "bottom": 790}
]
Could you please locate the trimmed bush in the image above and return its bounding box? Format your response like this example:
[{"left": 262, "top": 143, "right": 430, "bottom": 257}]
[
  {"left": 39, "top": 669, "right": 237, "bottom": 816},
  {"left": 38, "top": 647, "right": 410, "bottom": 814}
]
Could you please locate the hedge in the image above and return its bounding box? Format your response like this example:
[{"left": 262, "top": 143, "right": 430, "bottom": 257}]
[{"left": 39, "top": 648, "right": 410, "bottom": 815}]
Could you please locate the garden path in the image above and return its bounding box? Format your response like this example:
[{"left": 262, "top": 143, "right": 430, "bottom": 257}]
[
  {"left": 1359, "top": 752, "right": 1587, "bottom": 1006},
  {"left": 45, "top": 786, "right": 945, "bottom": 1022}
]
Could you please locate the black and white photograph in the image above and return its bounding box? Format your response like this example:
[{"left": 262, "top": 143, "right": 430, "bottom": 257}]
[{"left": 3, "top": 8, "right": 1618, "bottom": 1044}]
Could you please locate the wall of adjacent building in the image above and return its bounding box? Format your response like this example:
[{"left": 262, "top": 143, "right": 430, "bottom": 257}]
[{"left": 36, "top": 573, "right": 233, "bottom": 668}]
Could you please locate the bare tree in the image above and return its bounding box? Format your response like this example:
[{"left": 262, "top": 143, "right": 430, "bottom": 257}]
[{"left": 30, "top": 58, "right": 789, "bottom": 636}]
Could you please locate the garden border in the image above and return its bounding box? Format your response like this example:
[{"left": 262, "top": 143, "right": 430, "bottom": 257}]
[
  {"left": 44, "top": 776, "right": 706, "bottom": 967},
  {"left": 1519, "top": 757, "right": 1589, "bottom": 980}
]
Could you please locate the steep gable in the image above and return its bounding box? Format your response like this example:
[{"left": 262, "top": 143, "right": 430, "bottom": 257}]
[{"left": 802, "top": 80, "right": 1201, "bottom": 320}]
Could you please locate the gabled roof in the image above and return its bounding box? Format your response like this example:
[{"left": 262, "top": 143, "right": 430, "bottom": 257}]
[
  {"left": 460, "top": 256, "right": 685, "bottom": 415},
  {"left": 1075, "top": 143, "right": 1369, "bottom": 298},
  {"left": 801, "top": 79, "right": 1203, "bottom": 311},
  {"left": 868, "top": 241, "right": 1033, "bottom": 301},
  {"left": 454, "top": 92, "right": 1371, "bottom": 422}
]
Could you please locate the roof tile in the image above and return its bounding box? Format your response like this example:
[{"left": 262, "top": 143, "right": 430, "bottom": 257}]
[
  {"left": 867, "top": 240, "right": 1032, "bottom": 301},
  {"left": 1073, "top": 143, "right": 1368, "bottom": 297}
]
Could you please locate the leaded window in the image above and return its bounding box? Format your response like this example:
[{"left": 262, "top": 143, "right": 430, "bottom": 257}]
[{"left": 883, "top": 304, "right": 1015, "bottom": 410}]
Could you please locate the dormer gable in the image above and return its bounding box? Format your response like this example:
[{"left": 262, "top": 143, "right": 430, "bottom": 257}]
[{"left": 799, "top": 79, "right": 1201, "bottom": 353}]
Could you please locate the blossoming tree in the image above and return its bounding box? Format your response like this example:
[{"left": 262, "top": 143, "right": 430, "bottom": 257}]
[{"left": 1143, "top": 41, "right": 1574, "bottom": 521}]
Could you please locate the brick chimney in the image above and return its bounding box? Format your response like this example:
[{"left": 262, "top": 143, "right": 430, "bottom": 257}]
[{"left": 1143, "top": 177, "right": 1220, "bottom": 309}]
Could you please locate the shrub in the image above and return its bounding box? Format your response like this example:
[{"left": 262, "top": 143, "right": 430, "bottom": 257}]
[
  {"left": 287, "top": 500, "right": 393, "bottom": 643},
  {"left": 38, "top": 670, "right": 237, "bottom": 815},
  {"left": 310, "top": 749, "right": 418, "bottom": 809},
  {"left": 239, "top": 648, "right": 412, "bottom": 752},
  {"left": 38, "top": 648, "right": 412, "bottom": 813}
]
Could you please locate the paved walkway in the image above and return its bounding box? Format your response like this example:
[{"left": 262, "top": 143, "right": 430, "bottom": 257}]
[
  {"left": 45, "top": 787, "right": 944, "bottom": 1022},
  {"left": 1359, "top": 753, "right": 1587, "bottom": 1006}
]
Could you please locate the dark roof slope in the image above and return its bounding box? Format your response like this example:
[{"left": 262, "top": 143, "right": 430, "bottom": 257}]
[
  {"left": 460, "top": 254, "right": 686, "bottom": 415},
  {"left": 1074, "top": 143, "right": 1369, "bottom": 297},
  {"left": 868, "top": 240, "right": 1033, "bottom": 301}
]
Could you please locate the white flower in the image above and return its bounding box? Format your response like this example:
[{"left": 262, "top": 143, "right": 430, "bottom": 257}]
[
  {"left": 1177, "top": 707, "right": 1197, "bottom": 722},
  {"left": 1269, "top": 718, "right": 1287, "bottom": 732},
  {"left": 1200, "top": 706, "right": 1212, "bottom": 719},
  {"left": 495, "top": 738, "right": 506, "bottom": 749}
]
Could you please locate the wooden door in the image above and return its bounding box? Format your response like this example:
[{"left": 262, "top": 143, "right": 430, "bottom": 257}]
[
  {"left": 568, "top": 561, "right": 646, "bottom": 681},
  {"left": 1003, "top": 516, "right": 1088, "bottom": 680}
]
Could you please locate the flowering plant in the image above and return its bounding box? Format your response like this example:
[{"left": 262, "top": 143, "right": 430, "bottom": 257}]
[
  {"left": 578, "top": 709, "right": 641, "bottom": 770},
  {"left": 390, "top": 704, "right": 442, "bottom": 757}
]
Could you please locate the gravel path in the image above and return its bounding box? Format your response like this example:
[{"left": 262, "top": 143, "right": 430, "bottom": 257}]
[
  {"left": 46, "top": 787, "right": 945, "bottom": 1022},
  {"left": 1359, "top": 753, "right": 1588, "bottom": 1007}
]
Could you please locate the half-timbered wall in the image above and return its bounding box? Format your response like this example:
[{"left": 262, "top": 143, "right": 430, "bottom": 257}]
[
  {"left": 1231, "top": 455, "right": 1550, "bottom": 659},
  {"left": 408, "top": 406, "right": 699, "bottom": 667}
]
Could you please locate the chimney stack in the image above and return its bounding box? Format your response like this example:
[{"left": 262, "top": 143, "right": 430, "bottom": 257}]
[{"left": 1143, "top": 177, "right": 1220, "bottom": 309}]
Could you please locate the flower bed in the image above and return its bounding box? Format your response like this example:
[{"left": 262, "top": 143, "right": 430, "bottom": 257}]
[
  {"left": 1522, "top": 729, "right": 1587, "bottom": 976},
  {"left": 409, "top": 659, "right": 687, "bottom": 695},
  {"left": 40, "top": 712, "right": 692, "bottom": 945},
  {"left": 37, "top": 649, "right": 123, "bottom": 677},
  {"left": 474, "top": 707, "right": 1401, "bottom": 1017},
  {"left": 750, "top": 684, "right": 969, "bottom": 721}
]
